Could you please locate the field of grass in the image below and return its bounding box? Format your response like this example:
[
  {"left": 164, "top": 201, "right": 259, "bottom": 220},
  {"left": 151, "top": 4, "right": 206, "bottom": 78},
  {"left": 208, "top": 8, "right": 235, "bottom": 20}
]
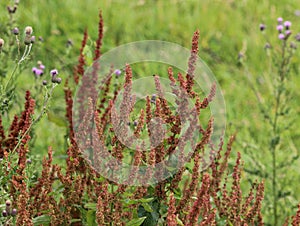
[{"left": 1, "top": 0, "right": 300, "bottom": 225}]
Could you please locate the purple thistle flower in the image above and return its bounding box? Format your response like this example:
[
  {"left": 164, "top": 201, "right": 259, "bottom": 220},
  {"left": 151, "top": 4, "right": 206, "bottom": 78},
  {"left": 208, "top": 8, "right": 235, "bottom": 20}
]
[
  {"left": 278, "top": 33, "right": 285, "bottom": 40},
  {"left": 284, "top": 21, "right": 292, "bottom": 29},
  {"left": 151, "top": 94, "right": 156, "bottom": 104},
  {"left": 290, "top": 42, "right": 297, "bottom": 49},
  {"left": 277, "top": 17, "right": 283, "bottom": 24},
  {"left": 114, "top": 69, "right": 122, "bottom": 77},
  {"left": 277, "top": 25, "right": 284, "bottom": 32},
  {"left": 30, "top": 36, "right": 36, "bottom": 43},
  {"left": 39, "top": 64, "right": 45, "bottom": 70},
  {"left": 32, "top": 67, "right": 37, "bottom": 73},
  {"left": 2, "top": 210, "right": 7, "bottom": 217},
  {"left": 12, "top": 27, "right": 19, "bottom": 35},
  {"left": 34, "top": 69, "right": 44, "bottom": 76},
  {"left": 11, "top": 208, "right": 17, "bottom": 216},
  {"left": 295, "top": 33, "right": 300, "bottom": 42},
  {"left": 259, "top": 24, "right": 266, "bottom": 31},
  {"left": 50, "top": 69, "right": 58, "bottom": 76},
  {"left": 42, "top": 80, "right": 48, "bottom": 86},
  {"left": 285, "top": 30, "right": 292, "bottom": 36}
]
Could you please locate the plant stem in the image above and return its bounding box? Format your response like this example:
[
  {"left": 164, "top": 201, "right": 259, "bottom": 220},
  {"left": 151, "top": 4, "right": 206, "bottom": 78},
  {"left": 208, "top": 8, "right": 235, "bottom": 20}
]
[{"left": 271, "top": 39, "right": 287, "bottom": 226}]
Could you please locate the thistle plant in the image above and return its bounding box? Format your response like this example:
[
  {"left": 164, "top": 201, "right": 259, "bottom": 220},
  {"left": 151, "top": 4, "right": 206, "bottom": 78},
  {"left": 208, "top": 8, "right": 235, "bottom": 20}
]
[{"left": 242, "top": 17, "right": 300, "bottom": 225}]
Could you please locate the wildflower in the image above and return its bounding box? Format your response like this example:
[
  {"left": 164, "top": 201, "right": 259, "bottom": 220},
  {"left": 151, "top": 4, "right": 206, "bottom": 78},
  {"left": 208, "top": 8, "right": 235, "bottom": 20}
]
[
  {"left": 284, "top": 21, "right": 292, "bottom": 30},
  {"left": 25, "top": 26, "right": 33, "bottom": 35},
  {"left": 133, "top": 120, "right": 137, "bottom": 127},
  {"left": 66, "top": 39, "right": 73, "bottom": 47},
  {"left": 30, "top": 36, "right": 36, "bottom": 44},
  {"left": 5, "top": 200, "right": 11, "bottom": 206},
  {"left": 114, "top": 69, "right": 122, "bottom": 77},
  {"left": 11, "top": 208, "right": 17, "bottom": 216},
  {"left": 295, "top": 33, "right": 300, "bottom": 42},
  {"left": 278, "top": 33, "right": 285, "bottom": 40},
  {"left": 50, "top": 69, "right": 58, "bottom": 76},
  {"left": 26, "top": 159, "right": 32, "bottom": 164},
  {"left": 277, "top": 17, "right": 283, "bottom": 24},
  {"left": 12, "top": 27, "right": 19, "bottom": 35},
  {"left": 54, "top": 77, "right": 62, "bottom": 84},
  {"left": 38, "top": 36, "right": 44, "bottom": 42},
  {"left": 2, "top": 210, "right": 7, "bottom": 217},
  {"left": 32, "top": 67, "right": 43, "bottom": 77},
  {"left": 7, "top": 5, "right": 17, "bottom": 14},
  {"left": 290, "top": 42, "right": 297, "bottom": 49},
  {"left": 259, "top": 24, "right": 266, "bottom": 31},
  {"left": 37, "top": 61, "right": 45, "bottom": 70},
  {"left": 151, "top": 94, "right": 156, "bottom": 104},
  {"left": 285, "top": 30, "right": 292, "bottom": 38},
  {"left": 50, "top": 69, "right": 61, "bottom": 84},
  {"left": 277, "top": 25, "right": 284, "bottom": 32},
  {"left": 0, "top": 38, "right": 4, "bottom": 52},
  {"left": 264, "top": 43, "right": 271, "bottom": 49},
  {"left": 42, "top": 80, "right": 47, "bottom": 86}
]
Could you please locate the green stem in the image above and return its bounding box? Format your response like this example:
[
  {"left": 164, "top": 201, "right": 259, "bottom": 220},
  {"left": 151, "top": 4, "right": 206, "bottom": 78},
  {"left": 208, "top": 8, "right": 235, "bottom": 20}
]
[{"left": 271, "top": 39, "right": 287, "bottom": 226}]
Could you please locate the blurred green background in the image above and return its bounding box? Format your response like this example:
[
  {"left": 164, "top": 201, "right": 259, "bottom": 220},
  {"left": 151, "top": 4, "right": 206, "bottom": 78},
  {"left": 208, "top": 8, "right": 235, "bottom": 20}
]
[{"left": 1, "top": 0, "right": 300, "bottom": 224}]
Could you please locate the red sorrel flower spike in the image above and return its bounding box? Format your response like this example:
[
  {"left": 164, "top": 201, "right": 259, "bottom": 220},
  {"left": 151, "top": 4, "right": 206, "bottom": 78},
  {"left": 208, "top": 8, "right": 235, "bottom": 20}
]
[
  {"left": 74, "top": 28, "right": 88, "bottom": 84},
  {"left": 186, "top": 30, "right": 200, "bottom": 97},
  {"left": 94, "top": 10, "right": 104, "bottom": 60}
]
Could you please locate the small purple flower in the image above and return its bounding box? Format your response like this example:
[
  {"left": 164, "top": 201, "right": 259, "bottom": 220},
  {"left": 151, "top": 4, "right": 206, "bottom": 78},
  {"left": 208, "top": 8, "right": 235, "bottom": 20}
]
[
  {"left": 30, "top": 36, "right": 36, "bottom": 44},
  {"left": 277, "top": 25, "right": 284, "bottom": 32},
  {"left": 34, "top": 69, "right": 43, "bottom": 76},
  {"left": 32, "top": 67, "right": 37, "bottom": 73},
  {"left": 39, "top": 64, "right": 45, "bottom": 70},
  {"left": 133, "top": 120, "right": 137, "bottom": 127},
  {"left": 50, "top": 69, "right": 58, "bottom": 76},
  {"left": 290, "top": 42, "right": 297, "bottom": 49},
  {"left": 278, "top": 33, "right": 285, "bottom": 40},
  {"left": 285, "top": 30, "right": 292, "bottom": 36},
  {"left": 114, "top": 69, "right": 122, "bottom": 77},
  {"left": 264, "top": 43, "right": 271, "bottom": 49},
  {"left": 277, "top": 17, "right": 283, "bottom": 24},
  {"left": 2, "top": 210, "right": 7, "bottom": 217},
  {"left": 42, "top": 80, "right": 48, "bottom": 86},
  {"left": 151, "top": 94, "right": 156, "bottom": 104},
  {"left": 259, "top": 24, "right": 266, "bottom": 31},
  {"left": 12, "top": 27, "right": 19, "bottom": 35},
  {"left": 11, "top": 208, "right": 17, "bottom": 216},
  {"left": 284, "top": 21, "right": 292, "bottom": 29},
  {"left": 26, "top": 159, "right": 32, "bottom": 164},
  {"left": 295, "top": 33, "right": 300, "bottom": 42}
]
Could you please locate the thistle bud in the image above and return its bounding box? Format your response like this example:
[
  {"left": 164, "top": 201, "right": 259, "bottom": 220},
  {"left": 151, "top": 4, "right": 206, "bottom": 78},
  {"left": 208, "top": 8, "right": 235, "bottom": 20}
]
[
  {"left": 42, "top": 80, "right": 48, "bottom": 86},
  {"left": 0, "top": 38, "right": 4, "bottom": 50},
  {"left": 25, "top": 26, "right": 33, "bottom": 35},
  {"left": 52, "top": 77, "right": 62, "bottom": 84},
  {"left": 2, "top": 210, "right": 7, "bottom": 217},
  {"left": 24, "top": 35, "right": 31, "bottom": 45},
  {"left": 11, "top": 208, "right": 17, "bottom": 216},
  {"left": 30, "top": 36, "right": 36, "bottom": 44},
  {"left": 12, "top": 27, "right": 19, "bottom": 35}
]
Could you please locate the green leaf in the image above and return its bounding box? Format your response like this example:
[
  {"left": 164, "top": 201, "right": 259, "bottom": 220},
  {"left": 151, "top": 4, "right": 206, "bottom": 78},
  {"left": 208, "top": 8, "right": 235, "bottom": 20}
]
[
  {"left": 126, "top": 217, "right": 147, "bottom": 226},
  {"left": 141, "top": 203, "right": 153, "bottom": 212},
  {"left": 86, "top": 209, "right": 97, "bottom": 226},
  {"left": 84, "top": 203, "right": 97, "bottom": 210},
  {"left": 33, "top": 215, "right": 51, "bottom": 226}
]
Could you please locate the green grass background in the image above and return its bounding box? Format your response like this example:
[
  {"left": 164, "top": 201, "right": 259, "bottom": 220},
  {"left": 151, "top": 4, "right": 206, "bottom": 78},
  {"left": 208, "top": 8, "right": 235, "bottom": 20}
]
[{"left": 1, "top": 0, "right": 300, "bottom": 224}]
